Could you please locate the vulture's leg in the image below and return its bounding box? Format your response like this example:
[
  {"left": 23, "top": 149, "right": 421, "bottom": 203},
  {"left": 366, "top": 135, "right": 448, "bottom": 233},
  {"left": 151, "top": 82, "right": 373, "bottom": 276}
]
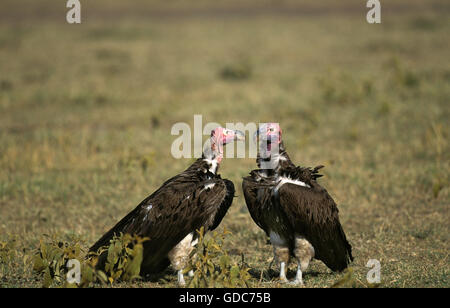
[
  {"left": 188, "top": 236, "right": 198, "bottom": 278},
  {"left": 168, "top": 233, "right": 196, "bottom": 286},
  {"left": 177, "top": 270, "right": 186, "bottom": 286},
  {"left": 292, "top": 263, "right": 303, "bottom": 286},
  {"left": 279, "top": 260, "right": 288, "bottom": 283},
  {"left": 291, "top": 236, "right": 315, "bottom": 285},
  {"left": 270, "top": 233, "right": 290, "bottom": 283}
]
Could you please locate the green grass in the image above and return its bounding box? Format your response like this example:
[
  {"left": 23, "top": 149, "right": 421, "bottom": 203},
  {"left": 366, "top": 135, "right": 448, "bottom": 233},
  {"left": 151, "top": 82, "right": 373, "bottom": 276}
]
[{"left": 0, "top": 0, "right": 449, "bottom": 288}]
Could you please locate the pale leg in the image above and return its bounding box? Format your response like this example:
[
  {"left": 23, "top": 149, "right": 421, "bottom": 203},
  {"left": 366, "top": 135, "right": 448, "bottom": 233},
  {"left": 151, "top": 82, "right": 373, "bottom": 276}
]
[
  {"left": 292, "top": 236, "right": 315, "bottom": 286},
  {"left": 290, "top": 263, "right": 304, "bottom": 285},
  {"left": 279, "top": 261, "right": 288, "bottom": 283},
  {"left": 270, "top": 232, "right": 290, "bottom": 284},
  {"left": 168, "top": 233, "right": 196, "bottom": 286},
  {"left": 177, "top": 270, "right": 186, "bottom": 286}
]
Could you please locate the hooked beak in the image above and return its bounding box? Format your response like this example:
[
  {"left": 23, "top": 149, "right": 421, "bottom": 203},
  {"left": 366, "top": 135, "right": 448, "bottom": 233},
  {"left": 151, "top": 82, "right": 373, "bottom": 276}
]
[{"left": 234, "top": 130, "right": 245, "bottom": 141}]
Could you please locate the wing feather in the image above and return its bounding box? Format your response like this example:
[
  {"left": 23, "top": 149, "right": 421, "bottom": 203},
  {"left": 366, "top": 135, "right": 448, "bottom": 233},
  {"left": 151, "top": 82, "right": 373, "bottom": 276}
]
[
  {"left": 242, "top": 175, "right": 274, "bottom": 234},
  {"left": 208, "top": 179, "right": 235, "bottom": 231},
  {"left": 278, "top": 182, "right": 353, "bottom": 271},
  {"left": 90, "top": 166, "right": 233, "bottom": 274}
]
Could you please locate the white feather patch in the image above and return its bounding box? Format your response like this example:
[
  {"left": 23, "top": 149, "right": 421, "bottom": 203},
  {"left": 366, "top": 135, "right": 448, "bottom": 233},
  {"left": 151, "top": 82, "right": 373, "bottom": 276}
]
[
  {"left": 204, "top": 183, "right": 215, "bottom": 190},
  {"left": 143, "top": 204, "right": 152, "bottom": 221},
  {"left": 203, "top": 158, "right": 218, "bottom": 173},
  {"left": 275, "top": 176, "right": 311, "bottom": 193}
]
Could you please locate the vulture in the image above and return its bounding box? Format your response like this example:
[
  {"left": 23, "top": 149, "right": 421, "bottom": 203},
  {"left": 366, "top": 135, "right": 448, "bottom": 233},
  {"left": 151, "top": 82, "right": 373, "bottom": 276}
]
[
  {"left": 242, "top": 123, "right": 353, "bottom": 285},
  {"left": 89, "top": 127, "right": 245, "bottom": 285}
]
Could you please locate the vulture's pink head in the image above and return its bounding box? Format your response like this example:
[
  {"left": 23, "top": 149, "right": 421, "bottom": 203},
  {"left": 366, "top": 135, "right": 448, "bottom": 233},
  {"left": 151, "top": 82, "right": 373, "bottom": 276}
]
[
  {"left": 209, "top": 127, "right": 245, "bottom": 163},
  {"left": 255, "top": 123, "right": 282, "bottom": 151},
  {"left": 211, "top": 127, "right": 245, "bottom": 147}
]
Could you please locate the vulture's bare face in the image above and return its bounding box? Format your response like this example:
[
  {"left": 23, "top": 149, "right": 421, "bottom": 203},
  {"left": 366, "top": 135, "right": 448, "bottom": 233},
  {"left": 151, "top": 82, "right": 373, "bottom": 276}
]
[
  {"left": 256, "top": 123, "right": 282, "bottom": 151},
  {"left": 211, "top": 127, "right": 245, "bottom": 146}
]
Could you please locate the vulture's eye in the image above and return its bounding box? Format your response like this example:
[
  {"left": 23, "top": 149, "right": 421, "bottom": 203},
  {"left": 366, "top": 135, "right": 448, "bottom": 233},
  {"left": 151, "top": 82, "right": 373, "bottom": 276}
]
[{"left": 269, "top": 128, "right": 274, "bottom": 132}]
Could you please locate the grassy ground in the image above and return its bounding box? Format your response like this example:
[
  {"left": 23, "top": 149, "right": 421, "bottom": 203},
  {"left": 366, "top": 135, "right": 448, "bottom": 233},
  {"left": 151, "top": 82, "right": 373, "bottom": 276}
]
[{"left": 0, "top": 0, "right": 449, "bottom": 288}]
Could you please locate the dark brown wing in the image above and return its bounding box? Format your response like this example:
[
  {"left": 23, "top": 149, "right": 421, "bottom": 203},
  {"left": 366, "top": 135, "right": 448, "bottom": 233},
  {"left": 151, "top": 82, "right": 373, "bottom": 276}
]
[
  {"left": 208, "top": 179, "right": 235, "bottom": 231},
  {"left": 277, "top": 182, "right": 353, "bottom": 271},
  {"left": 90, "top": 167, "right": 232, "bottom": 274},
  {"left": 242, "top": 173, "right": 275, "bottom": 235}
]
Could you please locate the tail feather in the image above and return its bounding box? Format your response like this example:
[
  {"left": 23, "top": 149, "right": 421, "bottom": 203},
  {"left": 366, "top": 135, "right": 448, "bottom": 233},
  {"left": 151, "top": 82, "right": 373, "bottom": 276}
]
[{"left": 89, "top": 206, "right": 140, "bottom": 253}]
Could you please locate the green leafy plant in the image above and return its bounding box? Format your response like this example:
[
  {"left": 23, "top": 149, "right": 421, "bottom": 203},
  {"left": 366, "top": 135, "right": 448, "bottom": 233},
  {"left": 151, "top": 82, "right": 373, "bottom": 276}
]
[
  {"left": 330, "top": 267, "right": 356, "bottom": 288},
  {"left": 185, "top": 227, "right": 251, "bottom": 288},
  {"left": 331, "top": 267, "right": 381, "bottom": 288},
  {"left": 32, "top": 233, "right": 148, "bottom": 288},
  {"left": 96, "top": 233, "right": 148, "bottom": 283},
  {"left": 32, "top": 235, "right": 86, "bottom": 288}
]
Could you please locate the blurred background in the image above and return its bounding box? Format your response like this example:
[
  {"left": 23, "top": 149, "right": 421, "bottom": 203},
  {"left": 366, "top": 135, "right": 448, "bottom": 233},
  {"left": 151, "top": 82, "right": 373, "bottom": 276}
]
[{"left": 0, "top": 0, "right": 448, "bottom": 287}]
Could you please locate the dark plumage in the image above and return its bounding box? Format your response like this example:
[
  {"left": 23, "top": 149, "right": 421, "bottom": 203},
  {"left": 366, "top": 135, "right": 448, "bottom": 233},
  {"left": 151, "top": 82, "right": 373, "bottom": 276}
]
[
  {"left": 242, "top": 123, "right": 352, "bottom": 284},
  {"left": 89, "top": 127, "right": 243, "bottom": 285},
  {"left": 91, "top": 159, "right": 234, "bottom": 271}
]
